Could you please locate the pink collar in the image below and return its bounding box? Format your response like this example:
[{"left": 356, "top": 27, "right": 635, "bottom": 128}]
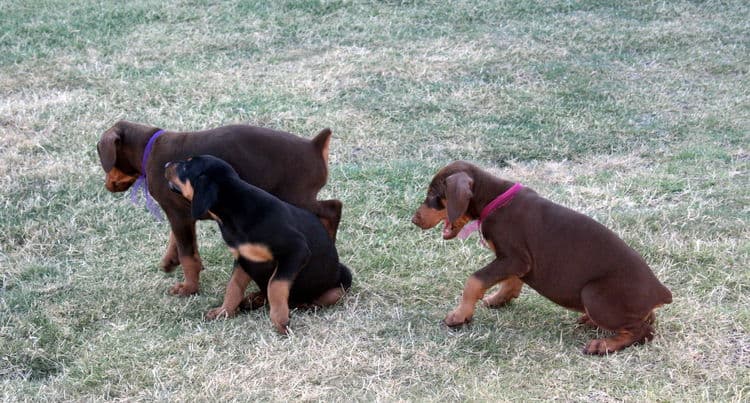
[{"left": 458, "top": 182, "right": 523, "bottom": 240}]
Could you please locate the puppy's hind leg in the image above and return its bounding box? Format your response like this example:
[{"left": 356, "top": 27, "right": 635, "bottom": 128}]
[
  {"left": 315, "top": 262, "right": 352, "bottom": 306},
  {"left": 160, "top": 231, "right": 180, "bottom": 272},
  {"left": 583, "top": 321, "right": 654, "bottom": 355},
  {"left": 313, "top": 287, "right": 347, "bottom": 307},
  {"left": 239, "top": 291, "right": 267, "bottom": 310},
  {"left": 580, "top": 283, "right": 655, "bottom": 354},
  {"left": 576, "top": 313, "right": 598, "bottom": 328},
  {"left": 169, "top": 219, "right": 203, "bottom": 296},
  {"left": 482, "top": 276, "right": 523, "bottom": 308}
]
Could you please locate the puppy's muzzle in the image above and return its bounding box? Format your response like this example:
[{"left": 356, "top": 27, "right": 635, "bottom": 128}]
[
  {"left": 164, "top": 162, "right": 182, "bottom": 195},
  {"left": 168, "top": 181, "right": 181, "bottom": 194}
]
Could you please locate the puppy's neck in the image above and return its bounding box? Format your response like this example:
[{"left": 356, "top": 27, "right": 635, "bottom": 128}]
[
  {"left": 210, "top": 178, "right": 272, "bottom": 222},
  {"left": 467, "top": 168, "right": 518, "bottom": 218},
  {"left": 116, "top": 121, "right": 163, "bottom": 175}
]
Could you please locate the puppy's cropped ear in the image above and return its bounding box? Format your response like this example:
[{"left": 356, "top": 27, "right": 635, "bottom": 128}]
[
  {"left": 311, "top": 128, "right": 332, "bottom": 166},
  {"left": 191, "top": 174, "right": 218, "bottom": 219},
  {"left": 445, "top": 172, "right": 473, "bottom": 223},
  {"left": 97, "top": 128, "right": 120, "bottom": 172}
]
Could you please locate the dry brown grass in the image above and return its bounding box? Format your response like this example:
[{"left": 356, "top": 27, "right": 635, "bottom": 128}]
[{"left": 1, "top": 0, "right": 748, "bottom": 401}]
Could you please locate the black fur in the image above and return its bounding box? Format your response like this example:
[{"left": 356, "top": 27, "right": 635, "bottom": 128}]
[{"left": 168, "top": 155, "right": 351, "bottom": 305}]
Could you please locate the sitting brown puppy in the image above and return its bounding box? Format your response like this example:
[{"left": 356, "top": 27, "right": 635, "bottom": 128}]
[
  {"left": 412, "top": 161, "right": 672, "bottom": 355},
  {"left": 165, "top": 155, "right": 352, "bottom": 333},
  {"left": 96, "top": 120, "right": 342, "bottom": 296}
]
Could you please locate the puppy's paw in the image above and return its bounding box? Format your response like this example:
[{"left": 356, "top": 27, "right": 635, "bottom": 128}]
[
  {"left": 583, "top": 338, "right": 614, "bottom": 355},
  {"left": 169, "top": 282, "right": 199, "bottom": 296},
  {"left": 205, "top": 307, "right": 235, "bottom": 321},
  {"left": 443, "top": 309, "right": 473, "bottom": 328},
  {"left": 160, "top": 256, "right": 179, "bottom": 273},
  {"left": 273, "top": 320, "right": 289, "bottom": 335},
  {"left": 270, "top": 308, "right": 290, "bottom": 335}
]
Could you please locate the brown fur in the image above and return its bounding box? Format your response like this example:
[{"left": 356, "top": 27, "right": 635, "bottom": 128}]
[
  {"left": 97, "top": 120, "right": 342, "bottom": 296},
  {"left": 412, "top": 161, "right": 673, "bottom": 355}
]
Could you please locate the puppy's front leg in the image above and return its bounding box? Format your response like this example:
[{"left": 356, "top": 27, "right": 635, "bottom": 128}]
[
  {"left": 267, "top": 244, "right": 311, "bottom": 334},
  {"left": 444, "top": 257, "right": 528, "bottom": 327},
  {"left": 205, "top": 264, "right": 252, "bottom": 320},
  {"left": 267, "top": 278, "right": 292, "bottom": 334}
]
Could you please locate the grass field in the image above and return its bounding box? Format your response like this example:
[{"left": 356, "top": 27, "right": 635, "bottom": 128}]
[{"left": 1, "top": 0, "right": 748, "bottom": 400}]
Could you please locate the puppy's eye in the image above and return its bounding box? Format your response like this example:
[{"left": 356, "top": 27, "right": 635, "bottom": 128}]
[{"left": 426, "top": 195, "right": 444, "bottom": 209}]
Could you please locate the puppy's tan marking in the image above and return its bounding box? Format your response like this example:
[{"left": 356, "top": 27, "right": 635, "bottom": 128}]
[
  {"left": 160, "top": 231, "right": 179, "bottom": 272},
  {"left": 105, "top": 167, "right": 138, "bottom": 192},
  {"left": 313, "top": 286, "right": 346, "bottom": 306},
  {"left": 205, "top": 266, "right": 252, "bottom": 320},
  {"left": 583, "top": 326, "right": 653, "bottom": 355},
  {"left": 444, "top": 275, "right": 487, "bottom": 326},
  {"left": 177, "top": 178, "right": 194, "bottom": 200},
  {"left": 267, "top": 279, "right": 292, "bottom": 334},
  {"left": 238, "top": 243, "right": 274, "bottom": 262},
  {"left": 164, "top": 164, "right": 195, "bottom": 201},
  {"left": 482, "top": 276, "right": 523, "bottom": 307},
  {"left": 412, "top": 205, "right": 447, "bottom": 229}
]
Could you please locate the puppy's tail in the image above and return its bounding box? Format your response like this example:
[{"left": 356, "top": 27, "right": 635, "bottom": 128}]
[{"left": 337, "top": 263, "right": 352, "bottom": 291}]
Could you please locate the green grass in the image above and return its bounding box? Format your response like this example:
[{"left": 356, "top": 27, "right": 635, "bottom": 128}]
[{"left": 1, "top": 0, "right": 748, "bottom": 400}]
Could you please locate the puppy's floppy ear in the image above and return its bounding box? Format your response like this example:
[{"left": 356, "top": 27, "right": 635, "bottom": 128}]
[
  {"left": 445, "top": 172, "right": 473, "bottom": 223},
  {"left": 191, "top": 174, "right": 218, "bottom": 219},
  {"left": 97, "top": 128, "right": 120, "bottom": 172}
]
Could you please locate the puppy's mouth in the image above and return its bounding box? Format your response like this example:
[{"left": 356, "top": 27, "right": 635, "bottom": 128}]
[
  {"left": 105, "top": 168, "right": 138, "bottom": 193},
  {"left": 168, "top": 181, "right": 182, "bottom": 195},
  {"left": 164, "top": 163, "right": 187, "bottom": 197},
  {"left": 442, "top": 216, "right": 470, "bottom": 240}
]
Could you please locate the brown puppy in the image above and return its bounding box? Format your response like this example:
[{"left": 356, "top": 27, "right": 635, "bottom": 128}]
[
  {"left": 97, "top": 120, "right": 342, "bottom": 296},
  {"left": 412, "top": 161, "right": 672, "bottom": 355}
]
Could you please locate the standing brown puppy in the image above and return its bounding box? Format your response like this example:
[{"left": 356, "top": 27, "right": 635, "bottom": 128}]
[
  {"left": 97, "top": 120, "right": 342, "bottom": 296},
  {"left": 412, "top": 161, "right": 672, "bottom": 355}
]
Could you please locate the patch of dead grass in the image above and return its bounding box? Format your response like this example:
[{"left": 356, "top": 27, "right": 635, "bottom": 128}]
[{"left": 1, "top": 0, "right": 748, "bottom": 400}]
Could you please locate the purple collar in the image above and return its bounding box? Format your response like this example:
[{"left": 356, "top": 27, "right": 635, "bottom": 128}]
[
  {"left": 130, "top": 129, "right": 165, "bottom": 221},
  {"left": 458, "top": 183, "right": 523, "bottom": 240}
]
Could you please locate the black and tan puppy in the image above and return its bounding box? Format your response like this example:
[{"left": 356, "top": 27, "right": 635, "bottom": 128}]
[
  {"left": 97, "top": 120, "right": 342, "bottom": 297},
  {"left": 164, "top": 155, "right": 352, "bottom": 333},
  {"left": 412, "top": 161, "right": 672, "bottom": 354}
]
